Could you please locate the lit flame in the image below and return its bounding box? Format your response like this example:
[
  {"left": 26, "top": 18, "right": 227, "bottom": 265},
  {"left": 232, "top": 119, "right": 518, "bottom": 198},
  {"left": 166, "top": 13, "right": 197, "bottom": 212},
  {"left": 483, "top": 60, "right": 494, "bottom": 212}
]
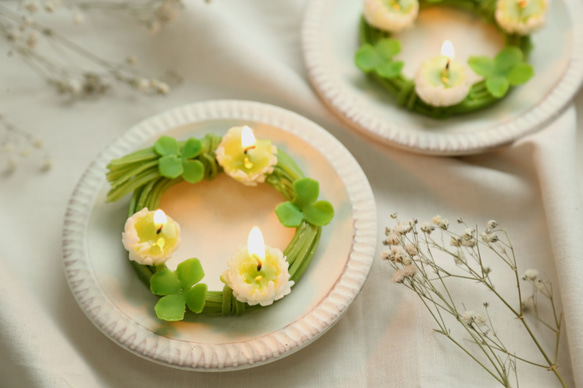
[
  {"left": 153, "top": 209, "right": 167, "bottom": 233},
  {"left": 241, "top": 126, "right": 257, "bottom": 150},
  {"left": 441, "top": 40, "right": 455, "bottom": 60},
  {"left": 248, "top": 226, "right": 265, "bottom": 261}
]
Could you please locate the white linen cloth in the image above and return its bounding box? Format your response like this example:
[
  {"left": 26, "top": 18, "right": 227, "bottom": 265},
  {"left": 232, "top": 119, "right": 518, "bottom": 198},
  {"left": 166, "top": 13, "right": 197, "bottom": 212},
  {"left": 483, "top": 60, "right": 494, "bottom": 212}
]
[{"left": 0, "top": 1, "right": 582, "bottom": 386}]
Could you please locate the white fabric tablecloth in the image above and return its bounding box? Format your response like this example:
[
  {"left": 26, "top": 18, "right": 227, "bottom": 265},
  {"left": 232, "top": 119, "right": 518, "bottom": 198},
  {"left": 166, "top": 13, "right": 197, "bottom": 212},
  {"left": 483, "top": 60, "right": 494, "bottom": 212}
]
[{"left": 1, "top": 1, "right": 582, "bottom": 387}]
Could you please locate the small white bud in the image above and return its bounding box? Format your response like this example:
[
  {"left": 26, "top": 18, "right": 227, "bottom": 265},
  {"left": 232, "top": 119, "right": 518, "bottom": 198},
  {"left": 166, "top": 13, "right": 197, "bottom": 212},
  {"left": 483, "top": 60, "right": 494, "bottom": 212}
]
[
  {"left": 32, "top": 139, "right": 44, "bottom": 148},
  {"left": 487, "top": 220, "right": 498, "bottom": 230},
  {"left": 41, "top": 157, "right": 52, "bottom": 171},
  {"left": 73, "top": 12, "right": 84, "bottom": 25},
  {"left": 25, "top": 1, "right": 39, "bottom": 13},
  {"left": 44, "top": 1, "right": 56, "bottom": 13},
  {"left": 524, "top": 269, "right": 539, "bottom": 281}
]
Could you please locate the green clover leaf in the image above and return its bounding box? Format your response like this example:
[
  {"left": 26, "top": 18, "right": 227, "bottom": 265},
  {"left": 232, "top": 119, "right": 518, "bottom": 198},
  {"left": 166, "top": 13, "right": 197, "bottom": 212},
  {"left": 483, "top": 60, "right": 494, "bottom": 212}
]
[
  {"left": 275, "top": 202, "right": 304, "bottom": 227},
  {"left": 181, "top": 138, "right": 203, "bottom": 159},
  {"left": 154, "top": 136, "right": 204, "bottom": 183},
  {"left": 355, "top": 38, "right": 404, "bottom": 79},
  {"left": 468, "top": 47, "right": 534, "bottom": 98},
  {"left": 149, "top": 258, "right": 207, "bottom": 321},
  {"left": 154, "top": 136, "right": 179, "bottom": 156},
  {"left": 275, "top": 177, "right": 334, "bottom": 228},
  {"left": 182, "top": 160, "right": 204, "bottom": 184},
  {"left": 158, "top": 154, "right": 183, "bottom": 179},
  {"left": 155, "top": 294, "right": 186, "bottom": 321}
]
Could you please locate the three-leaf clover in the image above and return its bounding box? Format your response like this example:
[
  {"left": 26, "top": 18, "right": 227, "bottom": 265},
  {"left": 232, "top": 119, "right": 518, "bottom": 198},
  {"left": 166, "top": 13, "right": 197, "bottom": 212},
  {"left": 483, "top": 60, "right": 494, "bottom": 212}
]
[
  {"left": 150, "top": 258, "right": 208, "bottom": 321},
  {"left": 154, "top": 136, "right": 205, "bottom": 183},
  {"left": 355, "top": 38, "right": 404, "bottom": 79},
  {"left": 468, "top": 47, "right": 534, "bottom": 98},
  {"left": 275, "top": 178, "right": 334, "bottom": 228}
]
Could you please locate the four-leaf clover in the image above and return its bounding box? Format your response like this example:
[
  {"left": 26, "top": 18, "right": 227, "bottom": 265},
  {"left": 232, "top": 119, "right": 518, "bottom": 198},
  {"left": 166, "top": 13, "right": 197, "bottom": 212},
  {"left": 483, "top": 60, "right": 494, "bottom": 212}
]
[
  {"left": 468, "top": 47, "right": 534, "bottom": 98},
  {"left": 150, "top": 258, "right": 208, "bottom": 321},
  {"left": 275, "top": 178, "right": 334, "bottom": 228},
  {"left": 154, "top": 136, "right": 205, "bottom": 183},
  {"left": 355, "top": 38, "right": 404, "bottom": 79}
]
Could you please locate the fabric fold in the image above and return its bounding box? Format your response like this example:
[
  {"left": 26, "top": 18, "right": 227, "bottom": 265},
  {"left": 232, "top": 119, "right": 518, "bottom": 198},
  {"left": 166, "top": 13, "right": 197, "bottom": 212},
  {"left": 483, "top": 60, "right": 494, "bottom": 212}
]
[{"left": 523, "top": 106, "right": 583, "bottom": 387}]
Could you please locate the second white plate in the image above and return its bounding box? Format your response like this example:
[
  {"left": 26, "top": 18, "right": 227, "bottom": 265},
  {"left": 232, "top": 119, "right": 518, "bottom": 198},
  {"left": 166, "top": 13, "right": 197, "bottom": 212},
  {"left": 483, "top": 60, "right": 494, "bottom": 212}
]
[{"left": 302, "top": 0, "right": 583, "bottom": 155}]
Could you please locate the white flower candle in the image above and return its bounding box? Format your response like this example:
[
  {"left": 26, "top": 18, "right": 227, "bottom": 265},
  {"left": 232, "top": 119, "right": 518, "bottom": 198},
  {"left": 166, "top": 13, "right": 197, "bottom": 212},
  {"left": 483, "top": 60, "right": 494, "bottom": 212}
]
[
  {"left": 495, "top": 0, "right": 548, "bottom": 35},
  {"left": 222, "top": 227, "right": 294, "bottom": 307},
  {"left": 363, "top": 0, "right": 419, "bottom": 33},
  {"left": 122, "top": 208, "right": 181, "bottom": 266},
  {"left": 414, "top": 40, "right": 471, "bottom": 107},
  {"left": 215, "top": 126, "right": 278, "bottom": 186}
]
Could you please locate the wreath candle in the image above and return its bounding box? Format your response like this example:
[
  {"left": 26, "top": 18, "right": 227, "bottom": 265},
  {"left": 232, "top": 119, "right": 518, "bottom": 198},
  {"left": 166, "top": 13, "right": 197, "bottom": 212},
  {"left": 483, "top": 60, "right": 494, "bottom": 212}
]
[
  {"left": 122, "top": 208, "right": 181, "bottom": 266},
  {"left": 355, "top": 0, "right": 544, "bottom": 118},
  {"left": 414, "top": 40, "right": 471, "bottom": 107},
  {"left": 495, "top": 0, "right": 548, "bottom": 36},
  {"left": 221, "top": 227, "right": 294, "bottom": 307},
  {"left": 215, "top": 126, "right": 278, "bottom": 186},
  {"left": 363, "top": 0, "right": 419, "bottom": 33},
  {"left": 106, "top": 129, "right": 334, "bottom": 321}
]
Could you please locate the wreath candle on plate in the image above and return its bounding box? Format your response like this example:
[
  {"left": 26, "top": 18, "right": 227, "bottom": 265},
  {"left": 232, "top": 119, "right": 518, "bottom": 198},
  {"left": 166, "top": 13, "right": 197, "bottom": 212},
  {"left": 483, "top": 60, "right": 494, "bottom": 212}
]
[
  {"left": 222, "top": 227, "right": 294, "bottom": 307},
  {"left": 215, "top": 126, "right": 278, "bottom": 186},
  {"left": 363, "top": 0, "right": 419, "bottom": 33},
  {"left": 495, "top": 0, "right": 548, "bottom": 35},
  {"left": 414, "top": 40, "right": 471, "bottom": 107},
  {"left": 122, "top": 208, "right": 181, "bottom": 266},
  {"left": 107, "top": 129, "right": 334, "bottom": 321}
]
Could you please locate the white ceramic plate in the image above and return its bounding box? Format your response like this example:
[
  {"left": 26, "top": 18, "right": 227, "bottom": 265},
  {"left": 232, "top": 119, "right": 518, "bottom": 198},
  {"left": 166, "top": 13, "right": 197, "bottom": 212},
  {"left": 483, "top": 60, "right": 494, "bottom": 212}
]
[
  {"left": 302, "top": 0, "right": 583, "bottom": 155},
  {"left": 62, "top": 100, "right": 377, "bottom": 371}
]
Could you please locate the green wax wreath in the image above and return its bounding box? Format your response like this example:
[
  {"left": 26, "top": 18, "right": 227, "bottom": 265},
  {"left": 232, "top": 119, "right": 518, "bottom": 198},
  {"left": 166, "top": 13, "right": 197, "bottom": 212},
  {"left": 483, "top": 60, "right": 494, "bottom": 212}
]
[
  {"left": 106, "top": 131, "right": 334, "bottom": 321},
  {"left": 355, "top": 0, "right": 540, "bottom": 119}
]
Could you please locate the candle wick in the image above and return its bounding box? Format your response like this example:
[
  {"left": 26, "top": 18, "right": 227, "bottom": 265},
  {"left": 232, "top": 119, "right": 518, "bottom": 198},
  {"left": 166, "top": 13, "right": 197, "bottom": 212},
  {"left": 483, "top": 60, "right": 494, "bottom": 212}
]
[
  {"left": 243, "top": 145, "right": 256, "bottom": 155},
  {"left": 156, "top": 225, "right": 163, "bottom": 234},
  {"left": 253, "top": 254, "right": 262, "bottom": 271},
  {"left": 445, "top": 59, "right": 450, "bottom": 71}
]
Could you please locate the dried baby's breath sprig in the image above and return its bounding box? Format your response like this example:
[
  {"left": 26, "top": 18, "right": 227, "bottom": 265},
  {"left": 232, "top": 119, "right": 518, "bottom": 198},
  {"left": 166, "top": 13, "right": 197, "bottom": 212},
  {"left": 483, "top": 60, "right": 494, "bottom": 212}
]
[
  {"left": 0, "top": 1, "right": 198, "bottom": 98},
  {"left": 70, "top": 0, "right": 185, "bottom": 33},
  {"left": 0, "top": 115, "right": 51, "bottom": 173},
  {"left": 382, "top": 216, "right": 565, "bottom": 388}
]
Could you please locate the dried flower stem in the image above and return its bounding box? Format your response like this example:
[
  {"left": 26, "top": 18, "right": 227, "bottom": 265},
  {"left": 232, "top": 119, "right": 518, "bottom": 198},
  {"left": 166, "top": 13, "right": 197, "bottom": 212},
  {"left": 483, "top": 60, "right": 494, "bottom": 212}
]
[
  {"left": 0, "top": 115, "right": 51, "bottom": 173},
  {"left": 383, "top": 216, "right": 566, "bottom": 387},
  {"left": 0, "top": 1, "right": 182, "bottom": 97}
]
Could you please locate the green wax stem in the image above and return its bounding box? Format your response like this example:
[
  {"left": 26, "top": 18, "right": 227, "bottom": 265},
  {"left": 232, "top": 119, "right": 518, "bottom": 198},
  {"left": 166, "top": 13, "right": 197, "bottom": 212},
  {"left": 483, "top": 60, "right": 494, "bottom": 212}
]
[
  {"left": 107, "top": 149, "right": 158, "bottom": 170},
  {"left": 290, "top": 226, "right": 321, "bottom": 283},
  {"left": 130, "top": 260, "right": 155, "bottom": 284},
  {"left": 406, "top": 89, "right": 419, "bottom": 109},
  {"left": 274, "top": 149, "right": 305, "bottom": 181},
  {"left": 201, "top": 153, "right": 219, "bottom": 179},
  {"left": 284, "top": 222, "right": 313, "bottom": 267},
  {"left": 108, "top": 160, "right": 158, "bottom": 186},
  {"left": 206, "top": 291, "right": 223, "bottom": 304},
  {"left": 374, "top": 75, "right": 400, "bottom": 95},
  {"left": 288, "top": 223, "right": 320, "bottom": 279},
  {"left": 146, "top": 178, "right": 182, "bottom": 210},
  {"left": 107, "top": 168, "right": 160, "bottom": 202},
  {"left": 398, "top": 80, "right": 415, "bottom": 106},
  {"left": 221, "top": 285, "right": 232, "bottom": 315},
  {"left": 135, "top": 178, "right": 159, "bottom": 211},
  {"left": 201, "top": 291, "right": 222, "bottom": 315},
  {"left": 266, "top": 170, "right": 294, "bottom": 200},
  {"left": 266, "top": 149, "right": 305, "bottom": 200},
  {"left": 128, "top": 187, "right": 142, "bottom": 217}
]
